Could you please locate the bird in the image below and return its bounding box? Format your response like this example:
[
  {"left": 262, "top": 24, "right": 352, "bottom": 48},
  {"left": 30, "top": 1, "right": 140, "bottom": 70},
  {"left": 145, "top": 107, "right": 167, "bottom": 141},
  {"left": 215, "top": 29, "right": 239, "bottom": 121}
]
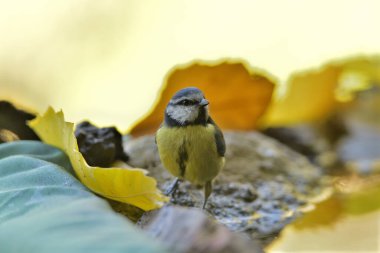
[{"left": 155, "top": 87, "right": 226, "bottom": 209}]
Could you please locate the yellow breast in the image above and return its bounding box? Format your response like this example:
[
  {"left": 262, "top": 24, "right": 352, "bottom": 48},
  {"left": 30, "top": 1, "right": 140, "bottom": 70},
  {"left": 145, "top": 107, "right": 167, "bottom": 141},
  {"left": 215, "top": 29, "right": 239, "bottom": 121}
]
[{"left": 156, "top": 124, "right": 224, "bottom": 185}]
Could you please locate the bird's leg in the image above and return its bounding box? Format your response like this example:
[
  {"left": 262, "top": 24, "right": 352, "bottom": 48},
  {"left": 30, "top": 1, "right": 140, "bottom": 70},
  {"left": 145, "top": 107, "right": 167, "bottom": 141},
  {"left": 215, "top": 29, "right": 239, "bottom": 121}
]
[
  {"left": 202, "top": 180, "right": 212, "bottom": 209},
  {"left": 165, "top": 177, "right": 182, "bottom": 196}
]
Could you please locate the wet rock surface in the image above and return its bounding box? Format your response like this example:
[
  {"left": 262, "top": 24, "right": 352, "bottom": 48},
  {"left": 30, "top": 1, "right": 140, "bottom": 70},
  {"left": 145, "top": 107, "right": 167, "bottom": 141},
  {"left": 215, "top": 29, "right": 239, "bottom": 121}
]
[
  {"left": 262, "top": 126, "right": 321, "bottom": 162},
  {"left": 139, "top": 206, "right": 263, "bottom": 253},
  {"left": 125, "top": 131, "right": 329, "bottom": 247},
  {"left": 262, "top": 114, "right": 349, "bottom": 173}
]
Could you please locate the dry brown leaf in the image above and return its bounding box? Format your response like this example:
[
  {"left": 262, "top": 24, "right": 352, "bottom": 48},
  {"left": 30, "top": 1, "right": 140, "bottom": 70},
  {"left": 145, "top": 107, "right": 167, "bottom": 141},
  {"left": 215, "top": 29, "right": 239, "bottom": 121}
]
[{"left": 129, "top": 61, "right": 275, "bottom": 136}]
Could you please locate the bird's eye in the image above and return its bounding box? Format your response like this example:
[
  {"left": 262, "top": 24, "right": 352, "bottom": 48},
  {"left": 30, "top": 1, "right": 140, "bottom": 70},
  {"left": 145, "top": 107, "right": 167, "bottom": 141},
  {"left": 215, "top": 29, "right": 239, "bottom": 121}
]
[{"left": 180, "top": 99, "right": 193, "bottom": 106}]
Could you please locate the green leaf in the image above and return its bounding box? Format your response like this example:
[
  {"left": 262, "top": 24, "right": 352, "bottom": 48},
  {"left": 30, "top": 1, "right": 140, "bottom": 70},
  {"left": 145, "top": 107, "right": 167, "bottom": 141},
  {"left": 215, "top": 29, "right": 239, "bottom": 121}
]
[{"left": 0, "top": 141, "right": 168, "bottom": 253}]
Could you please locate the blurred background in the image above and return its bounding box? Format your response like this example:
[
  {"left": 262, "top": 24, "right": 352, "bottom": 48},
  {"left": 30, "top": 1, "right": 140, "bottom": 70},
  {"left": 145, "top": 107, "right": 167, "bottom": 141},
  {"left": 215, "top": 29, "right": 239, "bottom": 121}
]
[
  {"left": 1, "top": 0, "right": 380, "bottom": 130},
  {"left": 1, "top": 1, "right": 380, "bottom": 252}
]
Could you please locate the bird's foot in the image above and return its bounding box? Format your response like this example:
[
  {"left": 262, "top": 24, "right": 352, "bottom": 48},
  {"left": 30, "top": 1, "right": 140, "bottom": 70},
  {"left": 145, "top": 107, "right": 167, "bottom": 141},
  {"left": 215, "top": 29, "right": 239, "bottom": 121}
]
[{"left": 165, "top": 178, "right": 182, "bottom": 196}]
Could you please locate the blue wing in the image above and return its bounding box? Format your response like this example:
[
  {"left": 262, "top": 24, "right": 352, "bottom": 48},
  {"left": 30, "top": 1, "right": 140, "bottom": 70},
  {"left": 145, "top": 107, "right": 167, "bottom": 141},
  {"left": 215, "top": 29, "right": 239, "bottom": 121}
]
[{"left": 207, "top": 117, "right": 226, "bottom": 157}]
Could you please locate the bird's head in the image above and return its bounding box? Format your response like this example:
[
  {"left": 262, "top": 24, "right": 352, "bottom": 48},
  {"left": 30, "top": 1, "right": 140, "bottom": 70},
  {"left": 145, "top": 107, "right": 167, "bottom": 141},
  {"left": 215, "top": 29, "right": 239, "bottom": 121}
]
[{"left": 165, "top": 87, "right": 209, "bottom": 126}]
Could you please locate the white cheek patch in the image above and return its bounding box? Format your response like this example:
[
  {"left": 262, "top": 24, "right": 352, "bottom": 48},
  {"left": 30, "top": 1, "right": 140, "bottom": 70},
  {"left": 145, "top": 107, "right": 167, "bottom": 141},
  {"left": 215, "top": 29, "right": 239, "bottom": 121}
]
[{"left": 167, "top": 105, "right": 199, "bottom": 124}]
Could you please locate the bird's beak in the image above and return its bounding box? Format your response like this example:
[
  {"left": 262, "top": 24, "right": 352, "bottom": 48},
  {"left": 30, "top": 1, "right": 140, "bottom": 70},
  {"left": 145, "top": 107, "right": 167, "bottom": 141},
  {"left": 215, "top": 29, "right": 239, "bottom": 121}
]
[{"left": 199, "top": 98, "right": 209, "bottom": 107}]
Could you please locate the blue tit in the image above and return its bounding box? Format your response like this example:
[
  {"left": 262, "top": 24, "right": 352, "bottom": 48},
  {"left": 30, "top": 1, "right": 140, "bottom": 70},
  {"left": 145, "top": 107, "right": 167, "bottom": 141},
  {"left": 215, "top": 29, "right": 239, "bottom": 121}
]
[{"left": 155, "top": 87, "right": 226, "bottom": 209}]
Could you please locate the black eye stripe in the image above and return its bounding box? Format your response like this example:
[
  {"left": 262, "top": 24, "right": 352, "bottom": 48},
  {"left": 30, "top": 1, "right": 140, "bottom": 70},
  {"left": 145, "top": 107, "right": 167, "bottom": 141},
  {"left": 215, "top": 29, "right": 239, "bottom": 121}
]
[{"left": 177, "top": 99, "right": 196, "bottom": 106}]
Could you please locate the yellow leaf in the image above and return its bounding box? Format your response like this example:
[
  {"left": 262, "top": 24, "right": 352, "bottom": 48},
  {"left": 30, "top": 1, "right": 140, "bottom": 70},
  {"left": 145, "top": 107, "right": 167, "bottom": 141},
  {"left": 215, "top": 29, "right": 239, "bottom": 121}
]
[
  {"left": 343, "top": 184, "right": 380, "bottom": 215},
  {"left": 335, "top": 55, "right": 380, "bottom": 102},
  {"left": 259, "top": 65, "right": 343, "bottom": 127},
  {"left": 129, "top": 60, "right": 276, "bottom": 136},
  {"left": 337, "top": 174, "right": 380, "bottom": 215},
  {"left": 28, "top": 107, "right": 168, "bottom": 211},
  {"left": 259, "top": 55, "right": 380, "bottom": 127},
  {"left": 293, "top": 195, "right": 344, "bottom": 229}
]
